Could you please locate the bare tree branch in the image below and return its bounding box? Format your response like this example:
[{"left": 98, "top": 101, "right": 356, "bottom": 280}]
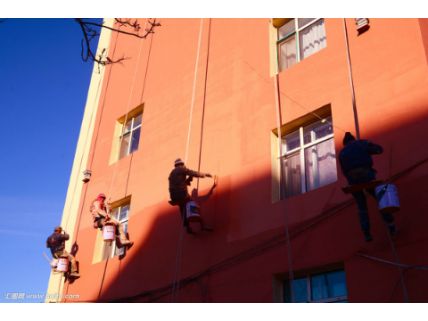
[{"left": 75, "top": 18, "right": 161, "bottom": 67}]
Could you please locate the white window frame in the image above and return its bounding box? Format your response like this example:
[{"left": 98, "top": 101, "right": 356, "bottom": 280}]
[
  {"left": 280, "top": 116, "right": 335, "bottom": 196},
  {"left": 119, "top": 113, "right": 142, "bottom": 159},
  {"left": 109, "top": 203, "right": 130, "bottom": 258},
  {"left": 284, "top": 270, "right": 348, "bottom": 303},
  {"left": 277, "top": 18, "right": 324, "bottom": 71}
]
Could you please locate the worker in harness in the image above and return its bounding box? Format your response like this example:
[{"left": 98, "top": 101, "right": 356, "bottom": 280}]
[
  {"left": 168, "top": 158, "right": 213, "bottom": 234},
  {"left": 339, "top": 132, "right": 396, "bottom": 242},
  {"left": 91, "top": 193, "right": 133, "bottom": 247},
  {"left": 46, "top": 226, "right": 80, "bottom": 278}
]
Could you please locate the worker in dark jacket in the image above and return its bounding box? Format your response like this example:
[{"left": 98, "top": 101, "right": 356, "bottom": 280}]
[
  {"left": 46, "top": 227, "right": 80, "bottom": 278},
  {"left": 168, "top": 158, "right": 212, "bottom": 233},
  {"left": 339, "top": 132, "right": 396, "bottom": 242}
]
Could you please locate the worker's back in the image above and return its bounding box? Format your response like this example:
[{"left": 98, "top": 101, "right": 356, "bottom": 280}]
[
  {"left": 169, "top": 166, "right": 189, "bottom": 192},
  {"left": 339, "top": 139, "right": 382, "bottom": 174},
  {"left": 46, "top": 232, "right": 68, "bottom": 255}
]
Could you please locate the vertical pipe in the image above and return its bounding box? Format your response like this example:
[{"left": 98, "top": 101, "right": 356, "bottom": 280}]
[{"left": 274, "top": 72, "right": 295, "bottom": 303}]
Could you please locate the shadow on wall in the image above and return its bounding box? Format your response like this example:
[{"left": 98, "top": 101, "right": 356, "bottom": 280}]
[{"left": 65, "top": 109, "right": 428, "bottom": 303}]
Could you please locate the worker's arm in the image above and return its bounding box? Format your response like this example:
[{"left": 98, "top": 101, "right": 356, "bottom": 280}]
[
  {"left": 185, "top": 167, "right": 212, "bottom": 178},
  {"left": 61, "top": 233, "right": 70, "bottom": 242},
  {"left": 366, "top": 141, "right": 383, "bottom": 155},
  {"left": 93, "top": 200, "right": 109, "bottom": 218}
]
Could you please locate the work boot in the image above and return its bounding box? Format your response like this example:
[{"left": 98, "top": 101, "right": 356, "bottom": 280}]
[
  {"left": 186, "top": 226, "right": 194, "bottom": 234},
  {"left": 364, "top": 231, "right": 373, "bottom": 242},
  {"left": 69, "top": 272, "right": 80, "bottom": 278},
  {"left": 119, "top": 238, "right": 133, "bottom": 247},
  {"left": 388, "top": 224, "right": 397, "bottom": 237},
  {"left": 202, "top": 225, "right": 213, "bottom": 232}
]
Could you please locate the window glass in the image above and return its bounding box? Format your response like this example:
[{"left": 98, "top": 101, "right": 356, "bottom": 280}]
[
  {"left": 303, "top": 117, "right": 333, "bottom": 144},
  {"left": 283, "top": 130, "right": 300, "bottom": 153},
  {"left": 124, "top": 118, "right": 133, "bottom": 134},
  {"left": 282, "top": 153, "right": 301, "bottom": 197},
  {"left": 133, "top": 114, "right": 142, "bottom": 128},
  {"left": 311, "top": 270, "right": 347, "bottom": 301},
  {"left": 278, "top": 19, "right": 295, "bottom": 39},
  {"left": 119, "top": 132, "right": 131, "bottom": 159},
  {"left": 277, "top": 18, "right": 326, "bottom": 72},
  {"left": 279, "top": 37, "right": 297, "bottom": 70},
  {"left": 298, "top": 18, "right": 316, "bottom": 28},
  {"left": 130, "top": 127, "right": 141, "bottom": 154},
  {"left": 285, "top": 277, "right": 308, "bottom": 303},
  {"left": 284, "top": 269, "right": 347, "bottom": 303},
  {"left": 304, "top": 138, "right": 337, "bottom": 191},
  {"left": 326, "top": 270, "right": 347, "bottom": 298},
  {"left": 299, "top": 19, "right": 326, "bottom": 60},
  {"left": 119, "top": 205, "right": 129, "bottom": 221}
]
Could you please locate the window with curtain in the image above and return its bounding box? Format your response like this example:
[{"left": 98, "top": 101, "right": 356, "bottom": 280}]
[
  {"left": 284, "top": 269, "right": 348, "bottom": 303},
  {"left": 277, "top": 18, "right": 327, "bottom": 71},
  {"left": 280, "top": 114, "right": 337, "bottom": 198}
]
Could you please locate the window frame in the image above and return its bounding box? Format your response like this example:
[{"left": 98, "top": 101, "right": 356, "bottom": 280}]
[
  {"left": 281, "top": 117, "right": 335, "bottom": 195},
  {"left": 119, "top": 113, "right": 142, "bottom": 159},
  {"left": 284, "top": 269, "right": 348, "bottom": 303},
  {"left": 277, "top": 18, "right": 324, "bottom": 71}
]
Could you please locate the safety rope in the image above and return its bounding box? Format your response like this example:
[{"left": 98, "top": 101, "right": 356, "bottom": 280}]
[
  {"left": 97, "top": 19, "right": 148, "bottom": 300},
  {"left": 171, "top": 17, "right": 206, "bottom": 303},
  {"left": 96, "top": 152, "right": 428, "bottom": 302},
  {"left": 343, "top": 18, "right": 409, "bottom": 301},
  {"left": 343, "top": 18, "right": 361, "bottom": 140}
]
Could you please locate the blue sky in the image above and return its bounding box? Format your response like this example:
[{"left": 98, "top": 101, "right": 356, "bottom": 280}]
[{"left": 0, "top": 18, "right": 101, "bottom": 303}]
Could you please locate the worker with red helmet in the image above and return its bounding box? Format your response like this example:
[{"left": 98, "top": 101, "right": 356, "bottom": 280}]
[{"left": 91, "top": 193, "right": 133, "bottom": 247}]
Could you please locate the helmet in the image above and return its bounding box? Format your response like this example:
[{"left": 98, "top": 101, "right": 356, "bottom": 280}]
[
  {"left": 174, "top": 158, "right": 184, "bottom": 167},
  {"left": 97, "top": 193, "right": 106, "bottom": 199},
  {"left": 54, "top": 226, "right": 62, "bottom": 233}
]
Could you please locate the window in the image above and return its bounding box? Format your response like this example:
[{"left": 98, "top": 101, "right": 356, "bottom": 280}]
[
  {"left": 284, "top": 270, "right": 348, "bottom": 303},
  {"left": 277, "top": 18, "right": 327, "bottom": 71},
  {"left": 119, "top": 113, "right": 142, "bottom": 159},
  {"left": 279, "top": 108, "right": 337, "bottom": 197},
  {"left": 109, "top": 203, "right": 130, "bottom": 257}
]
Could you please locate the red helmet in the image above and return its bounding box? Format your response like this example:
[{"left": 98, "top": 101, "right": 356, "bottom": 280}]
[{"left": 97, "top": 193, "right": 106, "bottom": 199}]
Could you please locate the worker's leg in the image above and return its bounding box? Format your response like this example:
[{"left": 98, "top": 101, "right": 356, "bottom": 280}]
[
  {"left": 104, "top": 217, "right": 132, "bottom": 245},
  {"left": 63, "top": 250, "right": 78, "bottom": 274},
  {"left": 352, "top": 191, "right": 372, "bottom": 240},
  {"left": 367, "top": 189, "right": 396, "bottom": 235}
]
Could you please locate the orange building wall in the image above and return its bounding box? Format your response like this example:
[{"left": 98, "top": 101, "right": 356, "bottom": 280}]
[{"left": 60, "top": 18, "right": 428, "bottom": 302}]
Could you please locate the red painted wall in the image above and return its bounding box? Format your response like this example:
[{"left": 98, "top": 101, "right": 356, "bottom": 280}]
[{"left": 63, "top": 18, "right": 428, "bottom": 302}]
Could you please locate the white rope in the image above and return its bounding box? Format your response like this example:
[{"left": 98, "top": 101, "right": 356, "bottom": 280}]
[
  {"left": 107, "top": 19, "right": 148, "bottom": 200},
  {"left": 171, "top": 18, "right": 205, "bottom": 302},
  {"left": 184, "top": 18, "right": 204, "bottom": 164}
]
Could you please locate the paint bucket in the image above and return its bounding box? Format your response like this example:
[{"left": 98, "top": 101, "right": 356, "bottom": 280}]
[
  {"left": 103, "top": 223, "right": 116, "bottom": 241},
  {"left": 56, "top": 256, "right": 69, "bottom": 273},
  {"left": 50, "top": 259, "right": 58, "bottom": 269},
  {"left": 186, "top": 201, "right": 201, "bottom": 222},
  {"left": 375, "top": 183, "right": 400, "bottom": 214}
]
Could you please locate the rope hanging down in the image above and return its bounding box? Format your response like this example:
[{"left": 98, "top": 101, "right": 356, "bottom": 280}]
[
  {"left": 171, "top": 18, "right": 206, "bottom": 302},
  {"left": 97, "top": 20, "right": 148, "bottom": 300}
]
